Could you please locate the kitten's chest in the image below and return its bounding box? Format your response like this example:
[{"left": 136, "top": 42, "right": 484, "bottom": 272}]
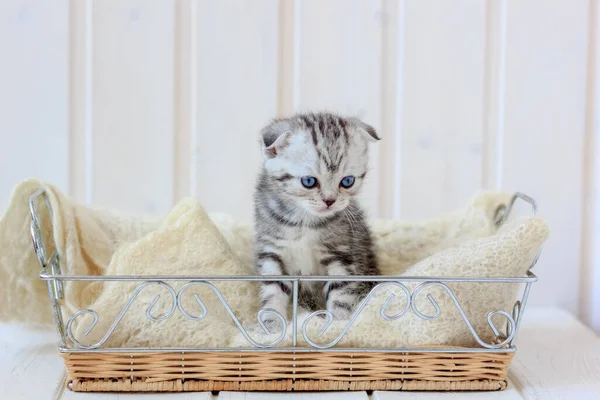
[{"left": 281, "top": 231, "right": 325, "bottom": 276}]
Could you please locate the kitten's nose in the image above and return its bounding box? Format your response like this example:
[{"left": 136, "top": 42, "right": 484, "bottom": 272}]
[{"left": 324, "top": 198, "right": 336, "bottom": 207}]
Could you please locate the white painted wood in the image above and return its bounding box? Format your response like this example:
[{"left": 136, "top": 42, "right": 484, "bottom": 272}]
[
  {"left": 218, "top": 392, "right": 369, "bottom": 400},
  {"left": 192, "top": 0, "right": 279, "bottom": 222},
  {"left": 173, "top": 0, "right": 195, "bottom": 204},
  {"left": 499, "top": 0, "right": 589, "bottom": 315},
  {"left": 509, "top": 308, "right": 600, "bottom": 399},
  {"left": 379, "top": 0, "right": 403, "bottom": 219},
  {"left": 0, "top": 0, "right": 598, "bottom": 331},
  {"left": 0, "top": 0, "right": 69, "bottom": 209},
  {"left": 295, "top": 0, "right": 382, "bottom": 218},
  {"left": 91, "top": 0, "right": 175, "bottom": 214},
  {"left": 582, "top": 0, "right": 600, "bottom": 334},
  {"left": 482, "top": 0, "right": 507, "bottom": 191},
  {"left": 276, "top": 0, "right": 299, "bottom": 118},
  {"left": 0, "top": 324, "right": 66, "bottom": 400},
  {"left": 68, "top": 0, "right": 93, "bottom": 204},
  {"left": 397, "top": 0, "right": 487, "bottom": 220},
  {"left": 61, "top": 391, "right": 213, "bottom": 400}
]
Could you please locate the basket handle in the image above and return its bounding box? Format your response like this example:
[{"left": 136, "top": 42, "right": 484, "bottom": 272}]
[
  {"left": 494, "top": 192, "right": 538, "bottom": 228},
  {"left": 29, "top": 188, "right": 63, "bottom": 300},
  {"left": 494, "top": 192, "right": 542, "bottom": 274}
]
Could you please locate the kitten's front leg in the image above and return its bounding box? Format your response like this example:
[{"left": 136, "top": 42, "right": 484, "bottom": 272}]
[
  {"left": 256, "top": 251, "right": 291, "bottom": 328},
  {"left": 322, "top": 261, "right": 361, "bottom": 320}
]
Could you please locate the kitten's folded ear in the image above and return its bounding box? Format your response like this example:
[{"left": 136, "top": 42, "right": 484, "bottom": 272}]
[
  {"left": 261, "top": 120, "right": 293, "bottom": 159},
  {"left": 350, "top": 118, "right": 380, "bottom": 143}
]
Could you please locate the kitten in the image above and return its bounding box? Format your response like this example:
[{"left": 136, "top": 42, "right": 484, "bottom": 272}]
[{"left": 254, "top": 112, "right": 380, "bottom": 323}]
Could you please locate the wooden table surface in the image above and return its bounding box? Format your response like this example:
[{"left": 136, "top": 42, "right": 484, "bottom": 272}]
[{"left": 2, "top": 307, "right": 599, "bottom": 400}]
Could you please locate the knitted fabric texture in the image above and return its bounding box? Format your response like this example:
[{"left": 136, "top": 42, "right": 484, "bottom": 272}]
[{"left": 0, "top": 180, "right": 548, "bottom": 348}]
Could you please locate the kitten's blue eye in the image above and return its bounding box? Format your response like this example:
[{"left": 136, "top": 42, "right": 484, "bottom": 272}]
[
  {"left": 340, "top": 176, "right": 355, "bottom": 188},
  {"left": 301, "top": 176, "right": 318, "bottom": 188}
]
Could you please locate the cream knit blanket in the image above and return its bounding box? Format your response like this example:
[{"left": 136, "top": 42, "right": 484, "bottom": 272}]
[{"left": 0, "top": 179, "right": 548, "bottom": 348}]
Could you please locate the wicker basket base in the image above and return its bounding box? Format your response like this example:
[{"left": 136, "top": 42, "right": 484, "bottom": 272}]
[
  {"left": 62, "top": 351, "right": 513, "bottom": 392},
  {"left": 68, "top": 378, "right": 508, "bottom": 392}
]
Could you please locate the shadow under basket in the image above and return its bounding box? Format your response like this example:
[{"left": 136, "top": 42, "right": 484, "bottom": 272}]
[
  {"left": 30, "top": 190, "right": 540, "bottom": 393},
  {"left": 61, "top": 351, "right": 514, "bottom": 392}
]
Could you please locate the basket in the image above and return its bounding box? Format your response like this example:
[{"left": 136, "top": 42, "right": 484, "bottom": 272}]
[{"left": 30, "top": 191, "right": 539, "bottom": 392}]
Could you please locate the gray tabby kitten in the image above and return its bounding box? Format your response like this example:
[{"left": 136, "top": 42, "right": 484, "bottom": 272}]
[{"left": 254, "top": 112, "right": 380, "bottom": 322}]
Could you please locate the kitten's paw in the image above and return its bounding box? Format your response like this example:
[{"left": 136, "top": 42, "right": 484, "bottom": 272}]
[
  {"left": 327, "top": 304, "right": 354, "bottom": 320},
  {"left": 258, "top": 309, "right": 287, "bottom": 334},
  {"left": 261, "top": 318, "right": 283, "bottom": 333}
]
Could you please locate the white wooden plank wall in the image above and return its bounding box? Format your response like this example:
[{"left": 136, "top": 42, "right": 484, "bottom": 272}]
[
  {"left": 500, "top": 0, "right": 590, "bottom": 317},
  {"left": 0, "top": 0, "right": 69, "bottom": 199},
  {"left": 0, "top": 0, "right": 598, "bottom": 332},
  {"left": 192, "top": 0, "right": 279, "bottom": 219},
  {"left": 396, "top": 0, "right": 487, "bottom": 220},
  {"left": 582, "top": 0, "right": 600, "bottom": 334},
  {"left": 92, "top": 0, "right": 175, "bottom": 213}
]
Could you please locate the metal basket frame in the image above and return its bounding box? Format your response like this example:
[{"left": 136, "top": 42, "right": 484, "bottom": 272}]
[{"left": 30, "top": 190, "right": 539, "bottom": 358}]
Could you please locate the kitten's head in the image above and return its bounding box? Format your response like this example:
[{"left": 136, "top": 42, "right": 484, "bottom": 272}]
[{"left": 260, "top": 112, "right": 379, "bottom": 217}]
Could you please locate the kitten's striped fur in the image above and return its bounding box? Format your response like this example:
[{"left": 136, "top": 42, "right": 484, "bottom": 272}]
[{"left": 254, "top": 112, "right": 380, "bottom": 322}]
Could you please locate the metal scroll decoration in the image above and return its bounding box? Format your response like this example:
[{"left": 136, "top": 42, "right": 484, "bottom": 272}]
[
  {"left": 302, "top": 282, "right": 516, "bottom": 349},
  {"left": 410, "top": 282, "right": 516, "bottom": 348},
  {"left": 301, "top": 282, "right": 411, "bottom": 349},
  {"left": 67, "top": 280, "right": 516, "bottom": 350},
  {"left": 66, "top": 281, "right": 287, "bottom": 350},
  {"left": 176, "top": 281, "right": 287, "bottom": 348},
  {"left": 67, "top": 282, "right": 177, "bottom": 349}
]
